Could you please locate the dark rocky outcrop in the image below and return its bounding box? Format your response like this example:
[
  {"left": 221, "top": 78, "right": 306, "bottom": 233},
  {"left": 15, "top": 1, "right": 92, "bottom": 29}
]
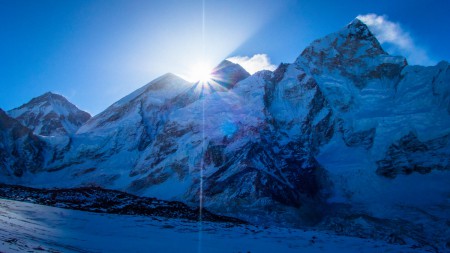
[
  {"left": 377, "top": 132, "right": 450, "bottom": 178},
  {"left": 0, "top": 183, "right": 246, "bottom": 224}
]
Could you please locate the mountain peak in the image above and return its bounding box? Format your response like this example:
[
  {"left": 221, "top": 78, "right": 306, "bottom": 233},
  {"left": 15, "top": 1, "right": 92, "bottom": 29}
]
[
  {"left": 40, "top": 91, "right": 66, "bottom": 99},
  {"left": 211, "top": 60, "right": 250, "bottom": 89},
  {"left": 78, "top": 73, "right": 192, "bottom": 134},
  {"left": 8, "top": 92, "right": 91, "bottom": 136},
  {"left": 295, "top": 17, "right": 393, "bottom": 70},
  {"left": 294, "top": 17, "right": 406, "bottom": 93},
  {"left": 347, "top": 18, "right": 366, "bottom": 30},
  {"left": 215, "top": 59, "right": 235, "bottom": 69},
  {"left": 24, "top": 92, "right": 67, "bottom": 106},
  {"left": 117, "top": 73, "right": 189, "bottom": 104},
  {"left": 345, "top": 18, "right": 381, "bottom": 44},
  {"left": 42, "top": 91, "right": 57, "bottom": 96},
  {"left": 157, "top": 72, "right": 182, "bottom": 81}
]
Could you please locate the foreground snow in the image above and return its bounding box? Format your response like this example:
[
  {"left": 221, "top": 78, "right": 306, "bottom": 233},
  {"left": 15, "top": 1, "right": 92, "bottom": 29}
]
[{"left": 0, "top": 199, "right": 426, "bottom": 253}]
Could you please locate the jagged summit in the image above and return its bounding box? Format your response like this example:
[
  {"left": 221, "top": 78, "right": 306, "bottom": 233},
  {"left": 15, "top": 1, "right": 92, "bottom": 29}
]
[
  {"left": 294, "top": 17, "right": 406, "bottom": 100},
  {"left": 8, "top": 92, "right": 91, "bottom": 136},
  {"left": 346, "top": 18, "right": 370, "bottom": 32},
  {"left": 296, "top": 18, "right": 389, "bottom": 67},
  {"left": 346, "top": 18, "right": 386, "bottom": 52},
  {"left": 348, "top": 18, "right": 365, "bottom": 26},
  {"left": 210, "top": 60, "right": 250, "bottom": 89}
]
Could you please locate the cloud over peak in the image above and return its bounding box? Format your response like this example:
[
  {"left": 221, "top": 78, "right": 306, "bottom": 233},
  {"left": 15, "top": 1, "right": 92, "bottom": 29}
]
[
  {"left": 357, "top": 13, "right": 435, "bottom": 66},
  {"left": 227, "top": 54, "right": 277, "bottom": 74}
]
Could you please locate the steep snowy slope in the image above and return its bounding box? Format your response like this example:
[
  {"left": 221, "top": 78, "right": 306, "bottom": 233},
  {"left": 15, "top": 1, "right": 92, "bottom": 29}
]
[
  {"left": 133, "top": 70, "right": 328, "bottom": 223},
  {"left": 284, "top": 20, "right": 450, "bottom": 246},
  {"left": 8, "top": 92, "right": 91, "bottom": 136},
  {"left": 29, "top": 63, "right": 328, "bottom": 224},
  {"left": 289, "top": 19, "right": 450, "bottom": 207},
  {"left": 78, "top": 73, "right": 190, "bottom": 135},
  {"left": 36, "top": 73, "right": 195, "bottom": 186}
]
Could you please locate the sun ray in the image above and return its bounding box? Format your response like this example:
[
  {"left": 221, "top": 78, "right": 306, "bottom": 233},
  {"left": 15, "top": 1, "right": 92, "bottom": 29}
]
[{"left": 192, "top": 63, "right": 212, "bottom": 83}]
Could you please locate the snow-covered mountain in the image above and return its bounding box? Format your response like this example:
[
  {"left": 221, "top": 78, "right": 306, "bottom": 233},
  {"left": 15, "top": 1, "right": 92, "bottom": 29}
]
[
  {"left": 1, "top": 18, "right": 450, "bottom": 249},
  {"left": 8, "top": 92, "right": 91, "bottom": 136}
]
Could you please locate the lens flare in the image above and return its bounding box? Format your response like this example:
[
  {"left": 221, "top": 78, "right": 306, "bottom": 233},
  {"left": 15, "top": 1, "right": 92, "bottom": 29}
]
[{"left": 192, "top": 63, "right": 212, "bottom": 83}]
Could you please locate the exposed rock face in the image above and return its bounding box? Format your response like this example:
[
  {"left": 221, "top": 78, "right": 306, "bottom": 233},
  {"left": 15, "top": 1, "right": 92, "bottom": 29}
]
[
  {"left": 377, "top": 132, "right": 450, "bottom": 178},
  {"left": 296, "top": 19, "right": 407, "bottom": 113},
  {"left": 0, "top": 109, "right": 45, "bottom": 177},
  {"left": 8, "top": 92, "right": 91, "bottom": 136}
]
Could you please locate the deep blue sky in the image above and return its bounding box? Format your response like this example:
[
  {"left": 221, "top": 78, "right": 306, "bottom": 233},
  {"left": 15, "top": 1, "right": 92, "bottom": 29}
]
[{"left": 1, "top": 0, "right": 449, "bottom": 115}]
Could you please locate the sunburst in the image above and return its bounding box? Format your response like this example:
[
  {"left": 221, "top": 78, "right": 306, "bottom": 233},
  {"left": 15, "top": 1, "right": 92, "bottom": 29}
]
[{"left": 191, "top": 62, "right": 212, "bottom": 83}]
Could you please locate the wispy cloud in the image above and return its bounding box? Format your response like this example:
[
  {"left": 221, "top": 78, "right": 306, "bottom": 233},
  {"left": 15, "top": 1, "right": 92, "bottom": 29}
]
[
  {"left": 227, "top": 54, "right": 277, "bottom": 74},
  {"left": 357, "top": 13, "right": 435, "bottom": 66}
]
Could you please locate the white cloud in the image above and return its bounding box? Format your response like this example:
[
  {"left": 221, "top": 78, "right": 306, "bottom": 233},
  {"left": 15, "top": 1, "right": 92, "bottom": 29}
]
[
  {"left": 357, "top": 13, "right": 435, "bottom": 66},
  {"left": 227, "top": 54, "right": 277, "bottom": 74}
]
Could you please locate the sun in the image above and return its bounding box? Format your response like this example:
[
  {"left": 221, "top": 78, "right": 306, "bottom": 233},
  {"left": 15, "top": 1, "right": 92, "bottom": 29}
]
[{"left": 191, "top": 62, "right": 212, "bottom": 83}]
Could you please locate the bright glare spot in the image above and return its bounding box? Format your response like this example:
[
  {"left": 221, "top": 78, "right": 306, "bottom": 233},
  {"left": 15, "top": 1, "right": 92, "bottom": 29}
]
[{"left": 191, "top": 63, "right": 212, "bottom": 83}]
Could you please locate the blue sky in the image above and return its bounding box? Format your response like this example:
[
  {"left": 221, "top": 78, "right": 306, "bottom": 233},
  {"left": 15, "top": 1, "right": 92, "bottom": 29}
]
[{"left": 1, "top": 0, "right": 449, "bottom": 115}]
